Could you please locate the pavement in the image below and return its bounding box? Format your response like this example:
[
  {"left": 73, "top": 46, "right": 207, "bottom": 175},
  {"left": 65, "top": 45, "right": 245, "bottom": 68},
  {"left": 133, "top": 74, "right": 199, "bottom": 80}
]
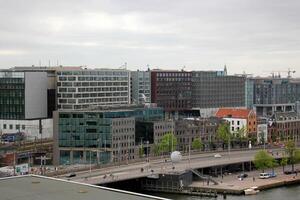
[{"left": 190, "top": 164, "right": 300, "bottom": 194}]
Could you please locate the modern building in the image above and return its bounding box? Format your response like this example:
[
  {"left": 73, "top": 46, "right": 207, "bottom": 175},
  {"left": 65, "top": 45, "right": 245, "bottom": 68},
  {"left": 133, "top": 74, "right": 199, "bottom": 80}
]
[
  {"left": 215, "top": 108, "right": 257, "bottom": 136},
  {"left": 131, "top": 70, "right": 151, "bottom": 104},
  {"left": 53, "top": 105, "right": 164, "bottom": 165},
  {"left": 191, "top": 70, "right": 246, "bottom": 117},
  {"left": 253, "top": 77, "right": 300, "bottom": 116},
  {"left": 0, "top": 70, "right": 55, "bottom": 140},
  {"left": 151, "top": 70, "right": 192, "bottom": 116},
  {"left": 135, "top": 120, "right": 174, "bottom": 156},
  {"left": 56, "top": 68, "right": 131, "bottom": 110},
  {"left": 174, "top": 117, "right": 223, "bottom": 151}
]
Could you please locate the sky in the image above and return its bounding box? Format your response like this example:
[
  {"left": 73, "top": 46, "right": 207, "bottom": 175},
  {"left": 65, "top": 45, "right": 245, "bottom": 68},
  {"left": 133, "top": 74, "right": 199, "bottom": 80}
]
[{"left": 0, "top": 0, "right": 300, "bottom": 77}]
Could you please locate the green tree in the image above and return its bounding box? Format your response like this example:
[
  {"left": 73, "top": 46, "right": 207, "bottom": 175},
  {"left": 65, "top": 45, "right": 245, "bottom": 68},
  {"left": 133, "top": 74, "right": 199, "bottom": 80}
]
[
  {"left": 254, "top": 150, "right": 276, "bottom": 172},
  {"left": 285, "top": 140, "right": 300, "bottom": 172},
  {"left": 192, "top": 138, "right": 203, "bottom": 151},
  {"left": 280, "top": 157, "right": 288, "bottom": 173},
  {"left": 138, "top": 145, "right": 144, "bottom": 158},
  {"left": 158, "top": 133, "right": 177, "bottom": 154},
  {"left": 217, "top": 123, "right": 231, "bottom": 148}
]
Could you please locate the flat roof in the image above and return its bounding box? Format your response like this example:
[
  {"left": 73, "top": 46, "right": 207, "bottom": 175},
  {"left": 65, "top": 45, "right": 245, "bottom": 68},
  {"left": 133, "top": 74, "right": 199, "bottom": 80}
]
[{"left": 0, "top": 175, "right": 168, "bottom": 200}]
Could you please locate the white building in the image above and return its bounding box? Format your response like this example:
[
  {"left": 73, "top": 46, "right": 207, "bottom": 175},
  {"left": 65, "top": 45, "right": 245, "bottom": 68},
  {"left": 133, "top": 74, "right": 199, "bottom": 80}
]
[
  {"left": 223, "top": 117, "right": 247, "bottom": 136},
  {"left": 56, "top": 68, "right": 131, "bottom": 110},
  {"left": 0, "top": 118, "right": 53, "bottom": 140}
]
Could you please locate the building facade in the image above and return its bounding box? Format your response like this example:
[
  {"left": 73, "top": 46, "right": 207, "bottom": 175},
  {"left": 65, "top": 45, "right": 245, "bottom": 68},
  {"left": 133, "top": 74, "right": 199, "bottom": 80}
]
[
  {"left": 56, "top": 69, "right": 131, "bottom": 110},
  {"left": 53, "top": 105, "right": 164, "bottom": 165},
  {"left": 174, "top": 117, "right": 223, "bottom": 151},
  {"left": 216, "top": 108, "right": 257, "bottom": 136},
  {"left": 130, "top": 70, "right": 151, "bottom": 104},
  {"left": 191, "top": 71, "right": 246, "bottom": 110},
  {"left": 151, "top": 70, "right": 192, "bottom": 114}
]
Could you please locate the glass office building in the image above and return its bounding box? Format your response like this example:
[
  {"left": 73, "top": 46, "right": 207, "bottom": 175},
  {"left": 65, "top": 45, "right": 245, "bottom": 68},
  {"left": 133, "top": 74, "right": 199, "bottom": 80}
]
[{"left": 53, "top": 105, "right": 164, "bottom": 165}]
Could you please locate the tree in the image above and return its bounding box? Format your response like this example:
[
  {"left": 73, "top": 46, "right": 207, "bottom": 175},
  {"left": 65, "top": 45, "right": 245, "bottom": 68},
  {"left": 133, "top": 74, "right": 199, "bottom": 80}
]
[
  {"left": 158, "top": 133, "right": 177, "bottom": 154},
  {"left": 254, "top": 150, "right": 276, "bottom": 172},
  {"left": 217, "top": 123, "right": 231, "bottom": 148},
  {"left": 192, "top": 138, "right": 203, "bottom": 151},
  {"left": 285, "top": 140, "right": 300, "bottom": 172},
  {"left": 280, "top": 157, "right": 288, "bottom": 173},
  {"left": 138, "top": 145, "right": 144, "bottom": 158}
]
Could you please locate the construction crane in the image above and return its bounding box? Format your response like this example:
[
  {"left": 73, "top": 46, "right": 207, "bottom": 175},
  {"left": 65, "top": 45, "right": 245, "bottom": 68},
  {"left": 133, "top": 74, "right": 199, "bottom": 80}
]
[{"left": 264, "top": 68, "right": 296, "bottom": 78}]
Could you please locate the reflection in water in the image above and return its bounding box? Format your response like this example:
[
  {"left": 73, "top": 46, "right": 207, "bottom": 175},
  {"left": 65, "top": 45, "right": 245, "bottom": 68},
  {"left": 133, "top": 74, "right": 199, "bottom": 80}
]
[{"left": 151, "top": 185, "right": 300, "bottom": 200}]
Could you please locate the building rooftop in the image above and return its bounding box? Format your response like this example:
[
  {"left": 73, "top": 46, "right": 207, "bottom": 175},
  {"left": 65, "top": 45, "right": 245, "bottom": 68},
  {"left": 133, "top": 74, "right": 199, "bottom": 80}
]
[
  {"left": 0, "top": 175, "right": 168, "bottom": 200},
  {"left": 216, "top": 108, "right": 252, "bottom": 119}
]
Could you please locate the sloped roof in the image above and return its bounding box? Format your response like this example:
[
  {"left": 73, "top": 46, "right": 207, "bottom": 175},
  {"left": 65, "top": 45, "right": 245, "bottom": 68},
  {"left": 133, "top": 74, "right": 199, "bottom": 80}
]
[{"left": 216, "top": 108, "right": 252, "bottom": 119}]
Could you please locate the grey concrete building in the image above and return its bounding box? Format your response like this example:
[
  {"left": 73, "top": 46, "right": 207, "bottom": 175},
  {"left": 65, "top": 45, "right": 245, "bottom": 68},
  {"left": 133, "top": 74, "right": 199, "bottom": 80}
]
[
  {"left": 253, "top": 77, "right": 300, "bottom": 116},
  {"left": 191, "top": 70, "right": 246, "bottom": 117},
  {"left": 130, "top": 70, "right": 151, "bottom": 104}
]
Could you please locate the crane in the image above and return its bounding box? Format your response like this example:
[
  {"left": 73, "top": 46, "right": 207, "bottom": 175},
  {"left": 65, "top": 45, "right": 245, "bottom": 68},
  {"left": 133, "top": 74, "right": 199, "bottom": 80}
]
[{"left": 263, "top": 68, "right": 296, "bottom": 78}]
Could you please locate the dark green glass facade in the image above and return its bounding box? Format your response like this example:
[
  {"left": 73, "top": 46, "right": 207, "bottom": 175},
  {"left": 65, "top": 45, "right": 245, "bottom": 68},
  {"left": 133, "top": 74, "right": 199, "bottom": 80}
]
[
  {"left": 0, "top": 73, "right": 25, "bottom": 120},
  {"left": 57, "top": 107, "right": 164, "bottom": 165}
]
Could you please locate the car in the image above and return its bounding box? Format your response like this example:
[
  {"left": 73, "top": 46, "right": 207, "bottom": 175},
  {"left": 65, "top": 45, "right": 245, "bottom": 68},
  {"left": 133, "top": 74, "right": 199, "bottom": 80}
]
[
  {"left": 259, "top": 173, "right": 270, "bottom": 179},
  {"left": 66, "top": 172, "right": 76, "bottom": 178},
  {"left": 268, "top": 172, "right": 277, "bottom": 178},
  {"left": 214, "top": 153, "right": 222, "bottom": 158},
  {"left": 237, "top": 173, "right": 248, "bottom": 179}
]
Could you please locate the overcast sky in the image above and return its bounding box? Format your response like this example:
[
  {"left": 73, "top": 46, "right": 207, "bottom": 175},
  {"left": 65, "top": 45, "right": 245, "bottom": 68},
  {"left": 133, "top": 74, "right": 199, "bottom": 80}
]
[{"left": 1, "top": 0, "right": 300, "bottom": 77}]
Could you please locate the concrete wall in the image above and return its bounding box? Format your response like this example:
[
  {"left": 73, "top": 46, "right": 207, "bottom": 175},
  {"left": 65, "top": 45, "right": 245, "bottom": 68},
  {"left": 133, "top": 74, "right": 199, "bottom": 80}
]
[
  {"left": 0, "top": 118, "right": 53, "bottom": 139},
  {"left": 25, "top": 72, "right": 48, "bottom": 119}
]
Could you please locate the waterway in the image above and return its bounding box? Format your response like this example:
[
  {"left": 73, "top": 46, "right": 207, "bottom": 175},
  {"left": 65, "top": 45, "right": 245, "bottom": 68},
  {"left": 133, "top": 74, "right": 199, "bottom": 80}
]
[{"left": 152, "top": 184, "right": 300, "bottom": 200}]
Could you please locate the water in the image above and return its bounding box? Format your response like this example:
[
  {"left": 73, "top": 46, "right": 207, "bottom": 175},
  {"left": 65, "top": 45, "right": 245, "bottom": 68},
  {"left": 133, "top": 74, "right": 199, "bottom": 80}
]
[{"left": 152, "top": 184, "right": 300, "bottom": 200}]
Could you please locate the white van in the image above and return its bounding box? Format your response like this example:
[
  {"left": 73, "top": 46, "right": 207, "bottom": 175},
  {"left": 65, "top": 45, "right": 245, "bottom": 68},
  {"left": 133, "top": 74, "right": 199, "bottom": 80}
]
[{"left": 259, "top": 173, "right": 270, "bottom": 179}]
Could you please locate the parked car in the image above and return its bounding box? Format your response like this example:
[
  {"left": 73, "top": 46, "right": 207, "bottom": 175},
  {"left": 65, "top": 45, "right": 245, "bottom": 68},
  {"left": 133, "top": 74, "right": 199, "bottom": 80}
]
[
  {"left": 259, "top": 173, "right": 270, "bottom": 179},
  {"left": 268, "top": 172, "right": 277, "bottom": 178},
  {"left": 237, "top": 173, "right": 248, "bottom": 179},
  {"left": 214, "top": 153, "right": 222, "bottom": 158}
]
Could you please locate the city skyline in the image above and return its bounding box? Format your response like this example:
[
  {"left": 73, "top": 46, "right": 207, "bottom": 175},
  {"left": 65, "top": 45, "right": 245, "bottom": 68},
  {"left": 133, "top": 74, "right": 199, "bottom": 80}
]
[{"left": 0, "top": 0, "right": 300, "bottom": 77}]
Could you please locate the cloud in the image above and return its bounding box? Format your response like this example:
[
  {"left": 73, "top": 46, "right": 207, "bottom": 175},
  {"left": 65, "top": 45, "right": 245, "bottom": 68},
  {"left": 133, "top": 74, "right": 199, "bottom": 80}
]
[{"left": 0, "top": 0, "right": 299, "bottom": 77}]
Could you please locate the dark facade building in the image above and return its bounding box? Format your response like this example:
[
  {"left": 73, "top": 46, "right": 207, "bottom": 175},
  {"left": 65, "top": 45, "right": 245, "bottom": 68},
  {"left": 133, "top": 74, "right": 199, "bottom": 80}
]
[
  {"left": 53, "top": 105, "right": 164, "bottom": 165},
  {"left": 151, "top": 70, "right": 192, "bottom": 114},
  {"left": 0, "top": 71, "right": 51, "bottom": 120},
  {"left": 191, "top": 71, "right": 246, "bottom": 109}
]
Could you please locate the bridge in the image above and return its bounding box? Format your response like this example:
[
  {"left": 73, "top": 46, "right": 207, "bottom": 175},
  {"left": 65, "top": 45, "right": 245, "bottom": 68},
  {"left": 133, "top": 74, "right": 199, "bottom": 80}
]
[{"left": 57, "top": 148, "right": 285, "bottom": 185}]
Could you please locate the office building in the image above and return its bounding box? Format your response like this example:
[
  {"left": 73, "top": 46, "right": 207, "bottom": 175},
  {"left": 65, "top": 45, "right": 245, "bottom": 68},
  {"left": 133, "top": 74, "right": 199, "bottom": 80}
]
[
  {"left": 130, "top": 70, "right": 151, "bottom": 104},
  {"left": 53, "top": 105, "right": 164, "bottom": 165},
  {"left": 151, "top": 70, "right": 192, "bottom": 115},
  {"left": 56, "top": 68, "right": 131, "bottom": 110},
  {"left": 191, "top": 70, "right": 246, "bottom": 117},
  {"left": 0, "top": 70, "right": 55, "bottom": 139}
]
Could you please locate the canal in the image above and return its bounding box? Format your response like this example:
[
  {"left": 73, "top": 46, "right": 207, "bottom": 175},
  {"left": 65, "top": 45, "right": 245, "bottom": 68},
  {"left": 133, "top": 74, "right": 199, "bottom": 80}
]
[{"left": 151, "top": 184, "right": 300, "bottom": 200}]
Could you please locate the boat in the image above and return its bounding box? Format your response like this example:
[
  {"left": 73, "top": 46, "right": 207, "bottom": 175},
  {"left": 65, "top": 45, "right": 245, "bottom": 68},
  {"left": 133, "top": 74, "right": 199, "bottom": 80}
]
[{"left": 244, "top": 187, "right": 260, "bottom": 195}]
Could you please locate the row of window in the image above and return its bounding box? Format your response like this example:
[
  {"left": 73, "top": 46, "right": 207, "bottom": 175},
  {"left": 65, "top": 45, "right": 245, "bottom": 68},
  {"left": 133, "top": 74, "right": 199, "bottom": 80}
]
[
  {"left": 2, "top": 124, "right": 26, "bottom": 130},
  {"left": 58, "top": 76, "right": 128, "bottom": 82},
  {"left": 57, "top": 71, "right": 128, "bottom": 76}
]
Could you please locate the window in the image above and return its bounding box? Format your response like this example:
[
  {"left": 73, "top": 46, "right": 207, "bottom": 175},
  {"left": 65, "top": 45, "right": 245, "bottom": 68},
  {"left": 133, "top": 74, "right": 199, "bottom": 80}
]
[
  {"left": 237, "top": 121, "right": 240, "bottom": 125},
  {"left": 3, "top": 124, "right": 6, "bottom": 129},
  {"left": 16, "top": 124, "right": 20, "bottom": 130},
  {"left": 22, "top": 125, "right": 25, "bottom": 130},
  {"left": 9, "top": 124, "right": 13, "bottom": 129},
  {"left": 232, "top": 120, "right": 234, "bottom": 125},
  {"left": 232, "top": 127, "right": 234, "bottom": 131}
]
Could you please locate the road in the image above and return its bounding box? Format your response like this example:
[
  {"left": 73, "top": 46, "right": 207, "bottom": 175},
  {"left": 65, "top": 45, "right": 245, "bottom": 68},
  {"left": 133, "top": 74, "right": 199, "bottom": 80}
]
[{"left": 59, "top": 148, "right": 285, "bottom": 185}]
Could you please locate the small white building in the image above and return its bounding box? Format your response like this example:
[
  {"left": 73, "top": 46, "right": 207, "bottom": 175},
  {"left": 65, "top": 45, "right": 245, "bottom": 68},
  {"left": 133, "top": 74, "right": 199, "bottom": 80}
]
[{"left": 223, "top": 117, "right": 247, "bottom": 136}]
